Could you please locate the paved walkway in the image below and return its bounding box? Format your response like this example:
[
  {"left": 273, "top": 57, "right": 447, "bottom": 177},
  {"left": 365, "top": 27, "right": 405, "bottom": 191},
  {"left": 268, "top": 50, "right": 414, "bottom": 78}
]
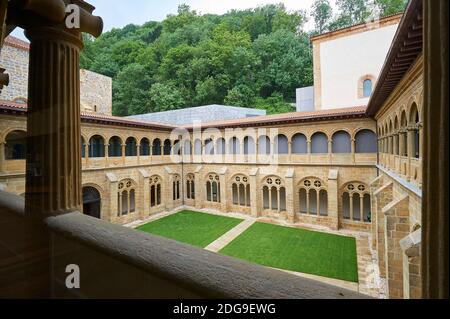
[{"left": 205, "top": 219, "right": 256, "bottom": 252}]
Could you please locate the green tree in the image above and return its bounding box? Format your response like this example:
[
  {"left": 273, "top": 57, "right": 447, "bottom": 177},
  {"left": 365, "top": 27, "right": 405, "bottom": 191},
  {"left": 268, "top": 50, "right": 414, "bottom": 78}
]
[
  {"left": 253, "top": 93, "right": 295, "bottom": 115},
  {"left": 374, "top": 0, "right": 407, "bottom": 16},
  {"left": 311, "top": 0, "right": 333, "bottom": 34},
  {"left": 149, "top": 83, "right": 185, "bottom": 112}
]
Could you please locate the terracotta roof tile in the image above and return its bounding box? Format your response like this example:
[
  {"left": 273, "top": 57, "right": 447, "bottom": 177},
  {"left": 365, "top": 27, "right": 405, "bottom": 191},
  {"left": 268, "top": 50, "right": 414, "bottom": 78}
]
[
  {"left": 1, "top": 100, "right": 368, "bottom": 130},
  {"left": 182, "top": 106, "right": 369, "bottom": 129}
]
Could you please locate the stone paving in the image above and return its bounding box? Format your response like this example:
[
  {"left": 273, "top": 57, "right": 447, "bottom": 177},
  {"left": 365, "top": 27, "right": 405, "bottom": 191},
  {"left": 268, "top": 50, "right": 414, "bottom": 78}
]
[
  {"left": 205, "top": 219, "right": 256, "bottom": 252},
  {"left": 126, "top": 208, "right": 384, "bottom": 298}
]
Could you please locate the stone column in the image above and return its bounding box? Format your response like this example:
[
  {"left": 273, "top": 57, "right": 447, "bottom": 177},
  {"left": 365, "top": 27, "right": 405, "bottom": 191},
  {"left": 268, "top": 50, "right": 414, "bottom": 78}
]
[
  {"left": 121, "top": 144, "right": 126, "bottom": 165},
  {"left": 307, "top": 140, "right": 312, "bottom": 163},
  {"left": 351, "top": 138, "right": 356, "bottom": 164},
  {"left": 328, "top": 140, "right": 332, "bottom": 163},
  {"left": 24, "top": 27, "right": 86, "bottom": 215},
  {"left": 137, "top": 144, "right": 141, "bottom": 165},
  {"left": 84, "top": 143, "right": 89, "bottom": 168},
  {"left": 407, "top": 127, "right": 415, "bottom": 180},
  {"left": 102, "top": 143, "right": 108, "bottom": 166}
]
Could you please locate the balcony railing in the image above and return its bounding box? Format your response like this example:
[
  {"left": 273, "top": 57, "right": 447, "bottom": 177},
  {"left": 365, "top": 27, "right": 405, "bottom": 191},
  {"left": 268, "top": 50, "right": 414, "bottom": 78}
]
[{"left": 0, "top": 190, "right": 369, "bottom": 299}]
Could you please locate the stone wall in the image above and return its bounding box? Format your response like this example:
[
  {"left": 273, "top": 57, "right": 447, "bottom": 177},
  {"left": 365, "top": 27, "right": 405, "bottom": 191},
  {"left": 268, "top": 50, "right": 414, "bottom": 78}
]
[
  {"left": 0, "top": 37, "right": 112, "bottom": 116},
  {"left": 0, "top": 44, "right": 28, "bottom": 103}
]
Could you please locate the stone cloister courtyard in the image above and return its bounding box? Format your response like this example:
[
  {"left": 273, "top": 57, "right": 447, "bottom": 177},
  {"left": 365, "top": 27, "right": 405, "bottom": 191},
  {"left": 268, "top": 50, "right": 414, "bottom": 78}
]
[{"left": 127, "top": 207, "right": 383, "bottom": 298}]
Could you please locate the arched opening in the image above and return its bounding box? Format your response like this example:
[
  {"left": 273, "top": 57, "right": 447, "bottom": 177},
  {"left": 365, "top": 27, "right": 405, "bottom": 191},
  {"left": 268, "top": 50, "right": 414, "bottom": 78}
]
[
  {"left": 332, "top": 131, "right": 351, "bottom": 153},
  {"left": 319, "top": 190, "right": 328, "bottom": 216},
  {"left": 292, "top": 133, "right": 307, "bottom": 154},
  {"left": 205, "top": 138, "right": 214, "bottom": 155},
  {"left": 81, "top": 137, "right": 86, "bottom": 158},
  {"left": 342, "top": 192, "right": 351, "bottom": 220},
  {"left": 108, "top": 136, "right": 122, "bottom": 157},
  {"left": 89, "top": 135, "right": 105, "bottom": 158},
  {"left": 194, "top": 139, "right": 202, "bottom": 155},
  {"left": 216, "top": 138, "right": 226, "bottom": 155},
  {"left": 401, "top": 111, "right": 408, "bottom": 156},
  {"left": 172, "top": 175, "right": 181, "bottom": 200},
  {"left": 311, "top": 132, "right": 328, "bottom": 154},
  {"left": 274, "top": 134, "right": 288, "bottom": 154},
  {"left": 5, "top": 130, "right": 27, "bottom": 160},
  {"left": 229, "top": 137, "right": 240, "bottom": 155},
  {"left": 258, "top": 136, "right": 271, "bottom": 155},
  {"left": 125, "top": 137, "right": 137, "bottom": 156},
  {"left": 263, "top": 186, "right": 270, "bottom": 209},
  {"left": 163, "top": 139, "right": 172, "bottom": 155},
  {"left": 186, "top": 174, "right": 195, "bottom": 199},
  {"left": 244, "top": 136, "right": 255, "bottom": 155},
  {"left": 150, "top": 176, "right": 162, "bottom": 207},
  {"left": 184, "top": 140, "right": 192, "bottom": 155},
  {"left": 206, "top": 174, "right": 220, "bottom": 203},
  {"left": 299, "top": 188, "right": 307, "bottom": 214},
  {"left": 410, "top": 103, "right": 420, "bottom": 159},
  {"left": 355, "top": 130, "right": 378, "bottom": 153},
  {"left": 140, "top": 138, "right": 150, "bottom": 156},
  {"left": 82, "top": 186, "right": 101, "bottom": 219},
  {"left": 152, "top": 138, "right": 162, "bottom": 156}
]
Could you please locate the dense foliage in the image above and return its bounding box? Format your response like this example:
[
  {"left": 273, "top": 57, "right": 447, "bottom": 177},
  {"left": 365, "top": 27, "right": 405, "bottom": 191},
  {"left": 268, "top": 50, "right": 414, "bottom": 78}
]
[{"left": 80, "top": 1, "right": 407, "bottom": 116}]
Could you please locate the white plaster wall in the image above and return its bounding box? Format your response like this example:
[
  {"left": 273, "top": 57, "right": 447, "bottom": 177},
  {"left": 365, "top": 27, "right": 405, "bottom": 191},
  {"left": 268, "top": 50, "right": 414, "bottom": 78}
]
[{"left": 319, "top": 24, "right": 399, "bottom": 109}]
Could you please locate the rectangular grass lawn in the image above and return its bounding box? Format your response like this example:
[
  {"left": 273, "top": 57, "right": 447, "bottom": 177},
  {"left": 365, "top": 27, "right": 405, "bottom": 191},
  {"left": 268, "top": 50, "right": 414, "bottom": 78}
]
[
  {"left": 220, "top": 222, "right": 358, "bottom": 283},
  {"left": 137, "top": 211, "right": 243, "bottom": 248}
]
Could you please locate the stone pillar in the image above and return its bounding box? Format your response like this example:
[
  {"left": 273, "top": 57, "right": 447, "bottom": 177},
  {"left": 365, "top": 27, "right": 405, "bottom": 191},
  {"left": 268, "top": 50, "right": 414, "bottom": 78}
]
[
  {"left": 307, "top": 140, "right": 312, "bottom": 163},
  {"left": 84, "top": 143, "right": 89, "bottom": 168},
  {"left": 400, "top": 229, "right": 422, "bottom": 299},
  {"left": 121, "top": 144, "right": 126, "bottom": 165},
  {"left": 194, "top": 169, "right": 203, "bottom": 210},
  {"left": 351, "top": 138, "right": 356, "bottom": 164},
  {"left": 106, "top": 173, "right": 118, "bottom": 222},
  {"left": 0, "top": 141, "right": 5, "bottom": 173},
  {"left": 104, "top": 144, "right": 109, "bottom": 167},
  {"left": 24, "top": 27, "right": 85, "bottom": 215},
  {"left": 407, "top": 127, "right": 415, "bottom": 180},
  {"left": 373, "top": 182, "right": 393, "bottom": 279},
  {"left": 138, "top": 169, "right": 150, "bottom": 219},
  {"left": 288, "top": 141, "right": 292, "bottom": 162},
  {"left": 219, "top": 170, "right": 227, "bottom": 212},
  {"left": 328, "top": 140, "right": 332, "bottom": 163},
  {"left": 249, "top": 169, "right": 259, "bottom": 218},
  {"left": 383, "top": 195, "right": 410, "bottom": 299},
  {"left": 137, "top": 144, "right": 141, "bottom": 165},
  {"left": 327, "top": 169, "right": 339, "bottom": 230},
  {"left": 285, "top": 170, "right": 295, "bottom": 223}
]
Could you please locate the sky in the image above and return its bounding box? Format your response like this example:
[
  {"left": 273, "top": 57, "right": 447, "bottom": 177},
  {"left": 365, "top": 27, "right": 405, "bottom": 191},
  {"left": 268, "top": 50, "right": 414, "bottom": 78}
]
[{"left": 12, "top": 0, "right": 323, "bottom": 41}]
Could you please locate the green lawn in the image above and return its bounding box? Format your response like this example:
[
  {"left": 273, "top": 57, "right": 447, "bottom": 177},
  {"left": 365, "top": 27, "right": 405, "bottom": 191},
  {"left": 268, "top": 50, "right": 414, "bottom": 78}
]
[
  {"left": 220, "top": 222, "right": 359, "bottom": 283},
  {"left": 137, "top": 210, "right": 243, "bottom": 248}
]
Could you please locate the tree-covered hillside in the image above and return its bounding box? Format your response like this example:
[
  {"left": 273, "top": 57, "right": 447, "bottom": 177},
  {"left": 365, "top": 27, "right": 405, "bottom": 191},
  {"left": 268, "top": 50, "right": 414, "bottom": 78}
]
[{"left": 80, "top": 1, "right": 407, "bottom": 116}]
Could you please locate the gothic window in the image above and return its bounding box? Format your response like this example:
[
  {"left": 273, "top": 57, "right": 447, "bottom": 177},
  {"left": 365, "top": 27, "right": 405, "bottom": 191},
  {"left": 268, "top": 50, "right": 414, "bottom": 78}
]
[
  {"left": 232, "top": 175, "right": 250, "bottom": 207},
  {"left": 186, "top": 174, "right": 195, "bottom": 200},
  {"left": 172, "top": 175, "right": 181, "bottom": 201},
  {"left": 206, "top": 173, "right": 220, "bottom": 203},
  {"left": 298, "top": 178, "right": 328, "bottom": 216},
  {"left": 150, "top": 176, "right": 162, "bottom": 208},
  {"left": 4, "top": 130, "right": 26, "bottom": 160},
  {"left": 262, "top": 176, "right": 286, "bottom": 212},
  {"left": 342, "top": 182, "right": 371, "bottom": 222},
  {"left": 117, "top": 179, "right": 136, "bottom": 216}
]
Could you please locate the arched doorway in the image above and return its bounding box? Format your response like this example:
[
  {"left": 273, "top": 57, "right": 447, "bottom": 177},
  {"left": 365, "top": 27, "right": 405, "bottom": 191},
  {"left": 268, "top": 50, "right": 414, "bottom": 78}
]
[{"left": 82, "top": 186, "right": 101, "bottom": 219}]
